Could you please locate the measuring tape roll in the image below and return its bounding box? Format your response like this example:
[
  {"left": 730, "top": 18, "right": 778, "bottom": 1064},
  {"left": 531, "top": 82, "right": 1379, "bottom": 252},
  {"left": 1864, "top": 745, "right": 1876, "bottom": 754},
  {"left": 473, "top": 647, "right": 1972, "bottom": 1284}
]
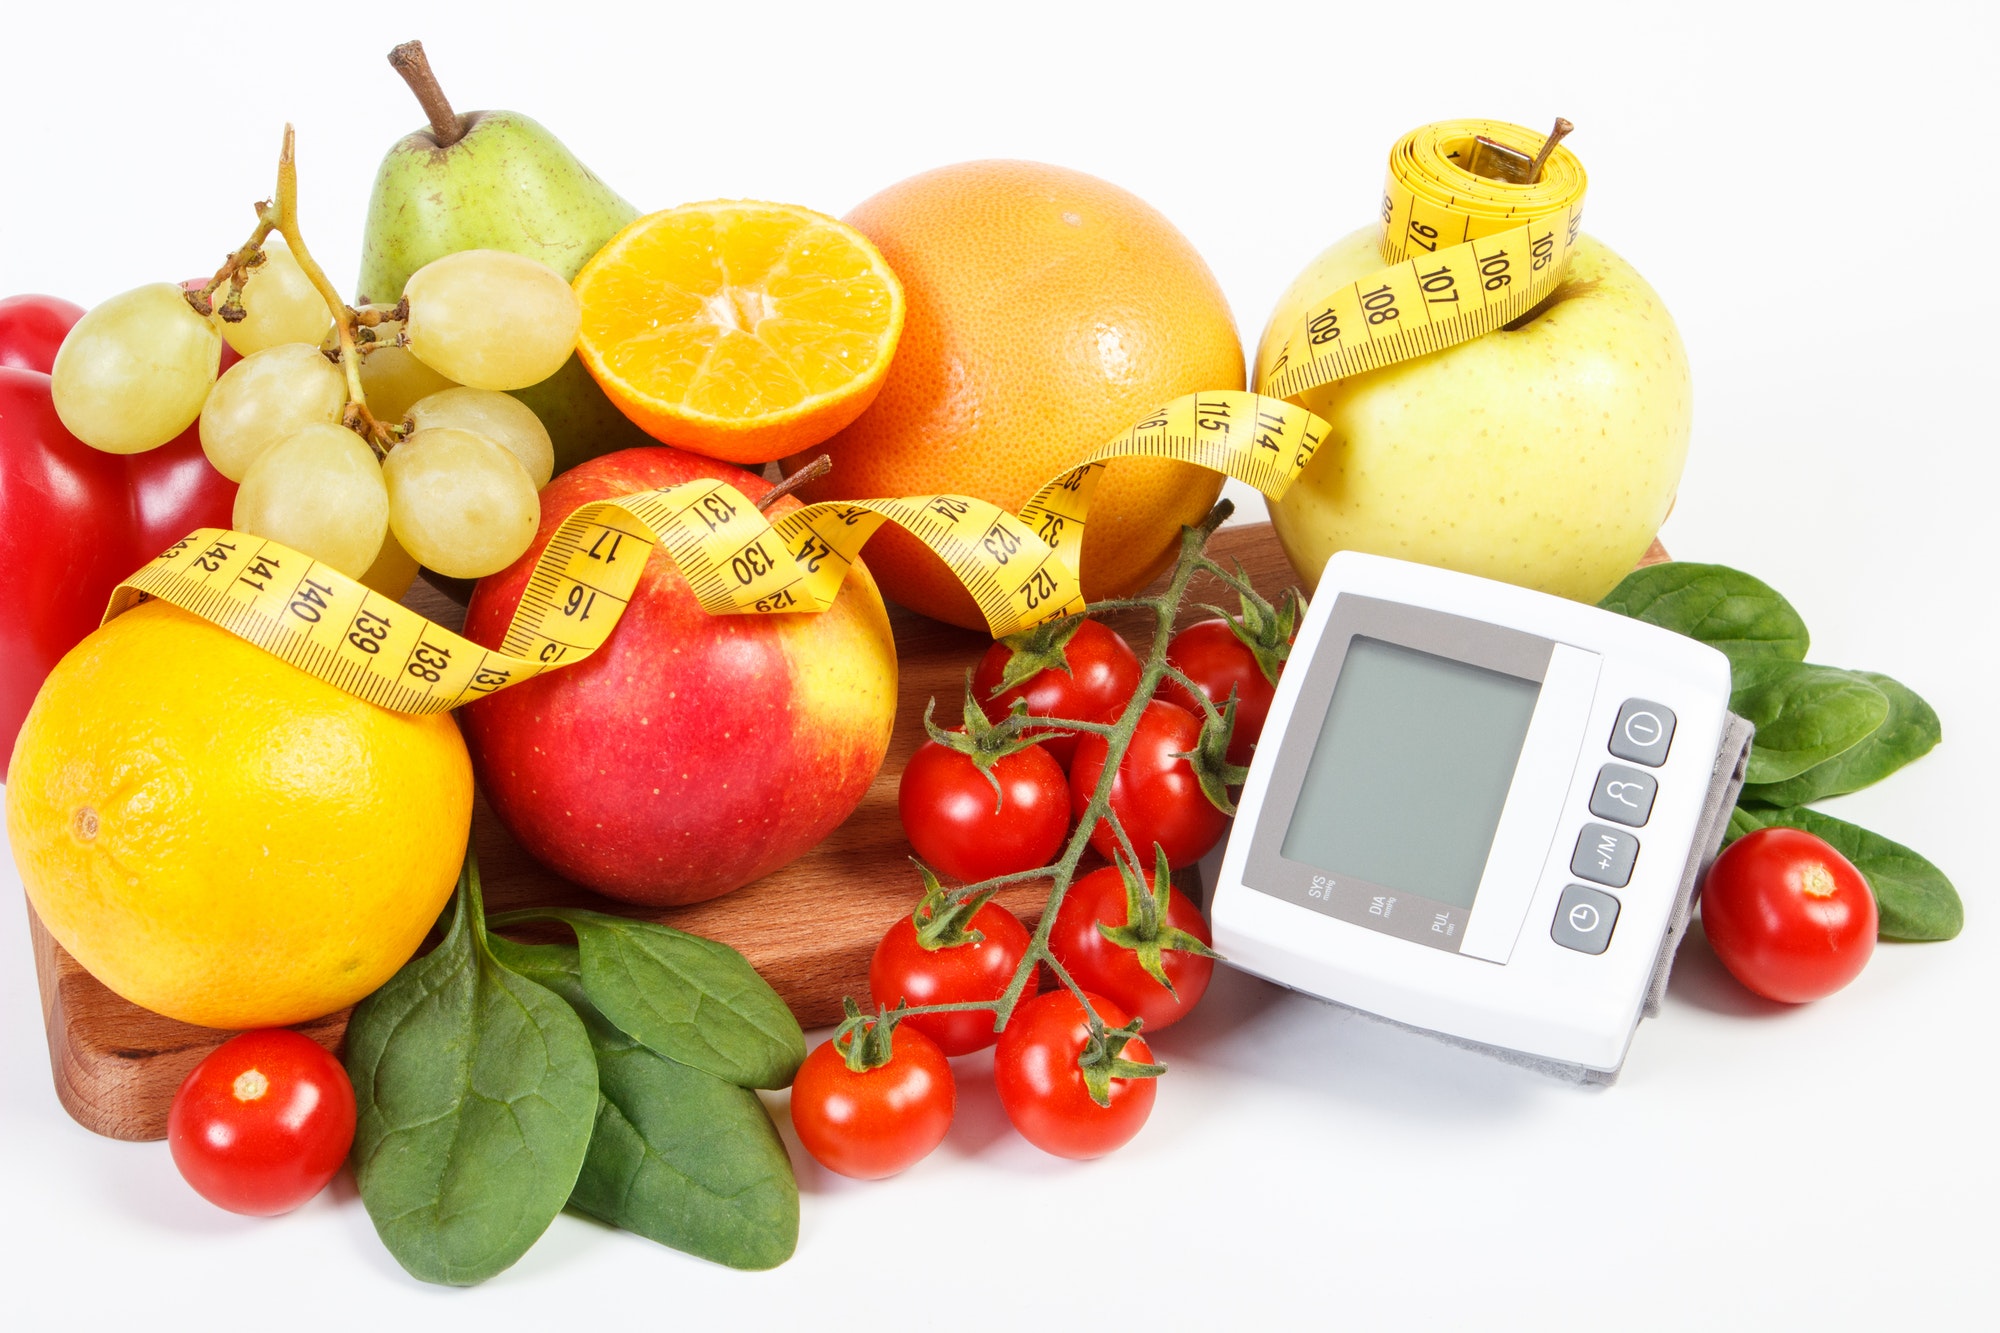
[
  {"left": 106, "top": 120, "right": 1586, "bottom": 714},
  {"left": 1261, "top": 119, "right": 1584, "bottom": 403}
]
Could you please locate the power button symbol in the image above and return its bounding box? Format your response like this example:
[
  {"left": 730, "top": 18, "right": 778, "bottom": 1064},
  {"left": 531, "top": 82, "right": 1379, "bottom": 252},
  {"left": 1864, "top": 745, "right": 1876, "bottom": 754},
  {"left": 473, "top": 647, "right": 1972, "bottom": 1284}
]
[
  {"left": 1610, "top": 699, "right": 1676, "bottom": 767},
  {"left": 1623, "top": 712, "right": 1663, "bottom": 747}
]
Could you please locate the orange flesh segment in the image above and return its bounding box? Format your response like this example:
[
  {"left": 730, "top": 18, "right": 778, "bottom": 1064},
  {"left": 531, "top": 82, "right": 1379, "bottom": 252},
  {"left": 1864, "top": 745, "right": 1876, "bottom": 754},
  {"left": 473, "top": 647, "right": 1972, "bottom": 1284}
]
[{"left": 581, "top": 204, "right": 901, "bottom": 425}]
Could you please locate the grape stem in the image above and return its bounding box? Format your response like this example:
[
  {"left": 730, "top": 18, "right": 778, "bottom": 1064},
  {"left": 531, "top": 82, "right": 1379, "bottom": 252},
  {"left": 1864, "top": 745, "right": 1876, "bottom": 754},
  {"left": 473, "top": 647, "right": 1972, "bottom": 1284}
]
[{"left": 196, "top": 125, "right": 400, "bottom": 458}]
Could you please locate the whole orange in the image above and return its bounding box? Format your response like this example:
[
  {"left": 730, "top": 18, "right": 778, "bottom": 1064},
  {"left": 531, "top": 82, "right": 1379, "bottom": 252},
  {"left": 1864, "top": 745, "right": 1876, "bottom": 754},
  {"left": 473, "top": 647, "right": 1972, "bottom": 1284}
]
[
  {"left": 784, "top": 161, "right": 1244, "bottom": 630},
  {"left": 7, "top": 601, "right": 472, "bottom": 1029}
]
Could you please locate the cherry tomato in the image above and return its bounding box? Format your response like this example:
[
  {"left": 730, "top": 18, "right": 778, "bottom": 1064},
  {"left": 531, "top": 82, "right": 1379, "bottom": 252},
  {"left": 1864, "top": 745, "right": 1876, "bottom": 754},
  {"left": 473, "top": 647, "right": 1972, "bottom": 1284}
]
[
  {"left": 1070, "top": 699, "right": 1227, "bottom": 870},
  {"left": 1701, "top": 827, "right": 1877, "bottom": 1003},
  {"left": 790, "top": 1022, "right": 955, "bottom": 1179},
  {"left": 1048, "top": 865, "right": 1215, "bottom": 1032},
  {"left": 899, "top": 738, "right": 1069, "bottom": 882},
  {"left": 870, "top": 901, "right": 1031, "bottom": 1055},
  {"left": 1158, "top": 618, "right": 1282, "bottom": 767},
  {"left": 167, "top": 1029, "right": 356, "bottom": 1216},
  {"left": 995, "top": 990, "right": 1156, "bottom": 1159},
  {"left": 974, "top": 619, "right": 1141, "bottom": 767},
  {"left": 0, "top": 293, "right": 83, "bottom": 373}
]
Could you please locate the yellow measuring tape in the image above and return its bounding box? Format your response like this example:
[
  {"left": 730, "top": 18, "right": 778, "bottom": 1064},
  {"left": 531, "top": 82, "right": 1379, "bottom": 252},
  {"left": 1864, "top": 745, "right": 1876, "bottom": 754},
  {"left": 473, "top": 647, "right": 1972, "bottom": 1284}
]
[{"left": 105, "top": 120, "right": 1585, "bottom": 715}]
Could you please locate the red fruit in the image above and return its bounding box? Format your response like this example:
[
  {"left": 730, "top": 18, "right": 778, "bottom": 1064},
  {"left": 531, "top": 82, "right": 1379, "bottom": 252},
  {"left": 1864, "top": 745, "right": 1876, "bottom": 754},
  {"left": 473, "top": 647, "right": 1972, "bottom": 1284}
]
[
  {"left": 972, "top": 619, "right": 1140, "bottom": 767},
  {"left": 1048, "top": 864, "right": 1215, "bottom": 1032},
  {"left": 870, "top": 901, "right": 1032, "bottom": 1055},
  {"left": 996, "top": 990, "right": 1157, "bottom": 1159},
  {"left": 0, "top": 369, "right": 234, "bottom": 758},
  {"left": 0, "top": 294, "right": 84, "bottom": 373},
  {"left": 1070, "top": 699, "right": 1228, "bottom": 870},
  {"left": 1702, "top": 826, "right": 1877, "bottom": 1004},
  {"left": 460, "top": 447, "right": 897, "bottom": 905},
  {"left": 790, "top": 1023, "right": 955, "bottom": 1179},
  {"left": 1158, "top": 617, "right": 1282, "bottom": 767},
  {"left": 898, "top": 738, "right": 1069, "bottom": 883},
  {"left": 167, "top": 1029, "right": 356, "bottom": 1216},
  {"left": 125, "top": 424, "right": 239, "bottom": 559}
]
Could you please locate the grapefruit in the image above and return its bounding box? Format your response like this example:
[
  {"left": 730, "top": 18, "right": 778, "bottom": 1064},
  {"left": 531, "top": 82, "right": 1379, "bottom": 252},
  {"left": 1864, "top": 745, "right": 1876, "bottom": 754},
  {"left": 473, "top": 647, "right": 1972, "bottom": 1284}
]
[{"left": 784, "top": 161, "right": 1244, "bottom": 630}]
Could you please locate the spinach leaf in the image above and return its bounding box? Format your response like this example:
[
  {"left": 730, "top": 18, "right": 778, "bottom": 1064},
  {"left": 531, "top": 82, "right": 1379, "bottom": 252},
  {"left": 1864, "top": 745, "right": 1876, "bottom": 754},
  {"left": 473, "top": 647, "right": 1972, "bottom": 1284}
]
[
  {"left": 1729, "top": 659, "right": 1890, "bottom": 785},
  {"left": 1598, "top": 562, "right": 1809, "bottom": 669},
  {"left": 493, "top": 908, "right": 805, "bottom": 1089},
  {"left": 1739, "top": 672, "right": 1940, "bottom": 807},
  {"left": 1741, "top": 807, "right": 1963, "bottom": 942},
  {"left": 346, "top": 852, "right": 599, "bottom": 1287},
  {"left": 488, "top": 936, "right": 800, "bottom": 1271},
  {"left": 1725, "top": 804, "right": 1768, "bottom": 845}
]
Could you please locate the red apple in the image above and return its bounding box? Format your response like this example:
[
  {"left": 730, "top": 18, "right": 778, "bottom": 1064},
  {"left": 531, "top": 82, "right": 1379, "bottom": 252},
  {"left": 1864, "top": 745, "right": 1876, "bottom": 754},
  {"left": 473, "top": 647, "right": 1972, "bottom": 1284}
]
[{"left": 460, "top": 447, "right": 899, "bottom": 906}]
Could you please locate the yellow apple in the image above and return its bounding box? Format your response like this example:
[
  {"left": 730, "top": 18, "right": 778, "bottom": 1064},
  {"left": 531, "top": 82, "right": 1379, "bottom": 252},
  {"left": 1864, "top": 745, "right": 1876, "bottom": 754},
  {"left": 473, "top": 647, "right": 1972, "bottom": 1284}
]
[{"left": 1256, "top": 227, "right": 1690, "bottom": 603}]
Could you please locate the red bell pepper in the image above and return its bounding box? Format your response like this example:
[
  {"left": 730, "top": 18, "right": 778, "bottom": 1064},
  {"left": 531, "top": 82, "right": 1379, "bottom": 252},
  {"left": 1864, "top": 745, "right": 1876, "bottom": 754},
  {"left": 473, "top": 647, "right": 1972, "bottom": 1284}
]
[{"left": 1, "top": 295, "right": 239, "bottom": 761}]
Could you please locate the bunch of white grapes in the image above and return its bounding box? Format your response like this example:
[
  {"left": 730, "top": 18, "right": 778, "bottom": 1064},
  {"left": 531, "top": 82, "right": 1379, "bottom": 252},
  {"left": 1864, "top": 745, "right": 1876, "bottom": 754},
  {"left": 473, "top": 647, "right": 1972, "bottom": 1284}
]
[{"left": 48, "top": 244, "right": 582, "bottom": 591}]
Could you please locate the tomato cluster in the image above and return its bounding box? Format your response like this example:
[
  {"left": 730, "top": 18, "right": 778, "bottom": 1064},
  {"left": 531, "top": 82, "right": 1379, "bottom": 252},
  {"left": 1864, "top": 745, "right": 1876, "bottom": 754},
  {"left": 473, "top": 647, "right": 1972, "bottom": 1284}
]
[
  {"left": 791, "top": 883, "right": 1193, "bottom": 1173},
  {"left": 800, "top": 607, "right": 1288, "bottom": 1177},
  {"left": 899, "top": 610, "right": 1289, "bottom": 890}
]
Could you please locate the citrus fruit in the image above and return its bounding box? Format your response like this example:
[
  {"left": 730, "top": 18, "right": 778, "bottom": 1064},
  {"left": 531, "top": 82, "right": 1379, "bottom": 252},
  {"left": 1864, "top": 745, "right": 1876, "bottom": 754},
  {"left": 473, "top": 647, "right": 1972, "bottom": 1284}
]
[
  {"left": 573, "top": 200, "right": 905, "bottom": 465},
  {"left": 781, "top": 160, "right": 1244, "bottom": 631},
  {"left": 6, "top": 601, "right": 473, "bottom": 1029}
]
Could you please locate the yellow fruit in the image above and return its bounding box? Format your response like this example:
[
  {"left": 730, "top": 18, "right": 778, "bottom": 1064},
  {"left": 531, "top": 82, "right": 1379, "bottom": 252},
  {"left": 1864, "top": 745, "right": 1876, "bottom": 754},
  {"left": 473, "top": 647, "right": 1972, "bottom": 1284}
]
[
  {"left": 1257, "top": 228, "right": 1691, "bottom": 603},
  {"left": 573, "top": 200, "right": 905, "bottom": 465},
  {"left": 6, "top": 601, "right": 473, "bottom": 1029},
  {"left": 784, "top": 160, "right": 1244, "bottom": 631}
]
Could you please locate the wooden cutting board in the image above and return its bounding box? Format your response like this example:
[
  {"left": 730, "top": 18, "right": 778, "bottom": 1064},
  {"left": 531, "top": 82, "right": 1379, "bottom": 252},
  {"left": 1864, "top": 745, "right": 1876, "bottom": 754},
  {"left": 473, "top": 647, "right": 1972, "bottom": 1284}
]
[
  {"left": 25, "top": 521, "right": 1302, "bottom": 1142},
  {"left": 26, "top": 521, "right": 1671, "bottom": 1141}
]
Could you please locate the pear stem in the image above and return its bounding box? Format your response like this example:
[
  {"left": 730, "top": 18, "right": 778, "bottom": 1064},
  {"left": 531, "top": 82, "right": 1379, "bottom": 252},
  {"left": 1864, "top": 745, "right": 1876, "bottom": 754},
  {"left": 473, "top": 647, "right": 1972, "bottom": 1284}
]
[
  {"left": 388, "top": 41, "right": 466, "bottom": 147},
  {"left": 757, "top": 455, "right": 832, "bottom": 511}
]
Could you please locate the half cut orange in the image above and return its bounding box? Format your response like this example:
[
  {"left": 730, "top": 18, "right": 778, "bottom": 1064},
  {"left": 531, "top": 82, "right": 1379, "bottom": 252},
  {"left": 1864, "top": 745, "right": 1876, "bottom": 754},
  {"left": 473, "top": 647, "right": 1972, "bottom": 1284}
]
[{"left": 574, "top": 200, "right": 905, "bottom": 465}]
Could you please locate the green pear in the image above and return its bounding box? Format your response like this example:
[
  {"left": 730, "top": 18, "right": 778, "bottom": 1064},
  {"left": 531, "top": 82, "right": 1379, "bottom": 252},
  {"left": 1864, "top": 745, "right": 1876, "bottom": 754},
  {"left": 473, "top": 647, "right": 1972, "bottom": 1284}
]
[{"left": 357, "top": 42, "right": 652, "bottom": 475}]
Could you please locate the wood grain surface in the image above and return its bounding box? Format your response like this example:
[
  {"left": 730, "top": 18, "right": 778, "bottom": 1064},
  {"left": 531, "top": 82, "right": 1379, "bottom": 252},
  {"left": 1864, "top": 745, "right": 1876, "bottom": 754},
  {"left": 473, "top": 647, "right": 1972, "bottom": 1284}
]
[{"left": 25, "top": 522, "right": 1672, "bottom": 1141}]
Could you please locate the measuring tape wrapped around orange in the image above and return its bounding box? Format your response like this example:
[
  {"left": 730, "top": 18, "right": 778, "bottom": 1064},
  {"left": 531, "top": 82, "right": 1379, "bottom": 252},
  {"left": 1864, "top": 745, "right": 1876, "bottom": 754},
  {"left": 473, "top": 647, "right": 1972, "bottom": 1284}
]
[{"left": 106, "top": 120, "right": 1587, "bottom": 713}]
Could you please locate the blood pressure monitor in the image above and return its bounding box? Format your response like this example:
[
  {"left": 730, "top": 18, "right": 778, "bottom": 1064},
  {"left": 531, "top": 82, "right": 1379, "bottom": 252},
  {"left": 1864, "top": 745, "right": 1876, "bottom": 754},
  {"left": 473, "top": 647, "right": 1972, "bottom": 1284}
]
[{"left": 1209, "top": 552, "right": 1750, "bottom": 1076}]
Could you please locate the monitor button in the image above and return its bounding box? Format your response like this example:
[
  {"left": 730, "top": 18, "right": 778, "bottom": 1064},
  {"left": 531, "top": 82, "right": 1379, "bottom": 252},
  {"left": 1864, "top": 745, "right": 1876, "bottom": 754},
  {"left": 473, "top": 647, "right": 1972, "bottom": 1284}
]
[
  {"left": 1589, "top": 764, "right": 1658, "bottom": 827},
  {"left": 1571, "top": 823, "right": 1639, "bottom": 888},
  {"left": 1552, "top": 884, "right": 1620, "bottom": 954},
  {"left": 1610, "top": 699, "right": 1675, "bottom": 766}
]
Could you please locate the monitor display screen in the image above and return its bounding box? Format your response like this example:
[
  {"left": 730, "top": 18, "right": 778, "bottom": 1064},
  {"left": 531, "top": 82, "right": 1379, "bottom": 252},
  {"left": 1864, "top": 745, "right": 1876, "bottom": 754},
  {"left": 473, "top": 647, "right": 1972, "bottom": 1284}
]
[{"left": 1279, "top": 636, "right": 1541, "bottom": 910}]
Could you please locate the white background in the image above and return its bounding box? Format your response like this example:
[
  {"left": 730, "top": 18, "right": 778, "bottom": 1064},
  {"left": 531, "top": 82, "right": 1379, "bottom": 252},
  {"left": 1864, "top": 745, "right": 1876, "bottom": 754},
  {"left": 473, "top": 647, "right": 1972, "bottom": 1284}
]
[{"left": 2, "top": 1, "right": 1994, "bottom": 1327}]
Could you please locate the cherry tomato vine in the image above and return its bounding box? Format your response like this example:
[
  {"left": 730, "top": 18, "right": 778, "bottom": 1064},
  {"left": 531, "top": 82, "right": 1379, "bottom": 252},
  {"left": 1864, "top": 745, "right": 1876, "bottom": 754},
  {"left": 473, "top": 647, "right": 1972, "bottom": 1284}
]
[{"left": 836, "top": 499, "right": 1299, "bottom": 1126}]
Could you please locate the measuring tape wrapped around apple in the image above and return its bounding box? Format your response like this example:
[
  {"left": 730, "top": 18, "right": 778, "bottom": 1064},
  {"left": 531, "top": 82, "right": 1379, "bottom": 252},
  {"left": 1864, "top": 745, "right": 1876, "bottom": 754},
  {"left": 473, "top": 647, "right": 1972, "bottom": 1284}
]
[{"left": 105, "top": 120, "right": 1587, "bottom": 713}]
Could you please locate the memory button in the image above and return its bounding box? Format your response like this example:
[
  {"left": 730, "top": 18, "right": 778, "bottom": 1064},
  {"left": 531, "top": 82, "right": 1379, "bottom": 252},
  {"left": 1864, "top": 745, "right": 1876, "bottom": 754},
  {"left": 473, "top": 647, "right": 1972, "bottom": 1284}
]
[{"left": 1571, "top": 823, "right": 1639, "bottom": 889}]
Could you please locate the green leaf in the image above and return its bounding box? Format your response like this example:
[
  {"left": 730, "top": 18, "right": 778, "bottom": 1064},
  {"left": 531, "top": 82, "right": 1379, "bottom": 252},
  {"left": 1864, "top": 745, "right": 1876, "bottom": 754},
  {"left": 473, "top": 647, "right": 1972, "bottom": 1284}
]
[
  {"left": 1598, "top": 562, "right": 1810, "bottom": 669},
  {"left": 1725, "top": 804, "right": 1769, "bottom": 845},
  {"left": 575, "top": 1040, "right": 798, "bottom": 1269},
  {"left": 1739, "top": 672, "right": 1940, "bottom": 807},
  {"left": 1730, "top": 659, "right": 1890, "bottom": 784},
  {"left": 345, "top": 853, "right": 599, "bottom": 1287},
  {"left": 515, "top": 908, "right": 806, "bottom": 1089},
  {"left": 1741, "top": 807, "right": 1963, "bottom": 942},
  {"left": 488, "top": 938, "right": 800, "bottom": 1271}
]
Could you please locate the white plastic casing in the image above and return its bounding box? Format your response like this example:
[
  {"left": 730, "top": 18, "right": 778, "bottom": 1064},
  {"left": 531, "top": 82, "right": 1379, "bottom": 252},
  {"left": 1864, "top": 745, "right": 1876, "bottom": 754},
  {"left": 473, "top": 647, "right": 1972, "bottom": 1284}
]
[{"left": 1209, "top": 551, "right": 1732, "bottom": 1072}]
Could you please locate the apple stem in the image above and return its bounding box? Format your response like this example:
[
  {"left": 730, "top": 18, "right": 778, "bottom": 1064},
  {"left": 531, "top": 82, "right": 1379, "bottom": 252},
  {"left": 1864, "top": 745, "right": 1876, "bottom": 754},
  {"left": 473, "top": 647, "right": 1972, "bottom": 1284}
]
[
  {"left": 758, "top": 455, "right": 832, "bottom": 511},
  {"left": 388, "top": 40, "right": 466, "bottom": 148},
  {"left": 1528, "top": 117, "right": 1574, "bottom": 184}
]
